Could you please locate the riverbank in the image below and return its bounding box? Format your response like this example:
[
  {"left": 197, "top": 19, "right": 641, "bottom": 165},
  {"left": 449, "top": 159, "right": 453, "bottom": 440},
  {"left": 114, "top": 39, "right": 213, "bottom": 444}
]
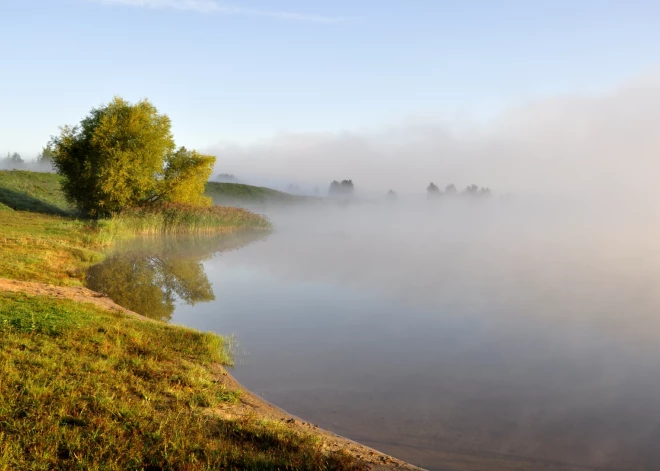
[
  {"left": 0, "top": 278, "right": 420, "bottom": 470},
  {"left": 0, "top": 170, "right": 270, "bottom": 285},
  {"left": 0, "top": 170, "right": 422, "bottom": 469}
]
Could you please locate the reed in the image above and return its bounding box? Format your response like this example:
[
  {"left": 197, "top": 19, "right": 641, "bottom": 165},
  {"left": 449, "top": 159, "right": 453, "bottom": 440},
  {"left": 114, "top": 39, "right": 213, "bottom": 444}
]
[{"left": 110, "top": 202, "right": 271, "bottom": 235}]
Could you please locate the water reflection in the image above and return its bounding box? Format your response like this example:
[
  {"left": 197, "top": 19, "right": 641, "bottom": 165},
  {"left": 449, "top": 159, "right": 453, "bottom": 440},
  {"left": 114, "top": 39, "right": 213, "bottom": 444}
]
[
  {"left": 85, "top": 200, "right": 660, "bottom": 470},
  {"left": 86, "top": 232, "right": 264, "bottom": 321},
  {"left": 170, "top": 202, "right": 660, "bottom": 471}
]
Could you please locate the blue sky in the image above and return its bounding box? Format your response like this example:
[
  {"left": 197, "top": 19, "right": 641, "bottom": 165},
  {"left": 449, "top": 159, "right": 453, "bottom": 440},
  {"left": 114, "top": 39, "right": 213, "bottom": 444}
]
[{"left": 2, "top": 0, "right": 660, "bottom": 157}]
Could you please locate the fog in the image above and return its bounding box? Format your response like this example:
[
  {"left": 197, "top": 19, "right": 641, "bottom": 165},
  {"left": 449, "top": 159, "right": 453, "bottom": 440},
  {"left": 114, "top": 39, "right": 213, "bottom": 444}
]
[
  {"left": 159, "top": 194, "right": 660, "bottom": 470},
  {"left": 207, "top": 73, "right": 660, "bottom": 202},
  {"left": 0, "top": 158, "right": 54, "bottom": 173},
  {"left": 197, "top": 76, "right": 660, "bottom": 467},
  {"left": 5, "top": 69, "right": 660, "bottom": 469}
]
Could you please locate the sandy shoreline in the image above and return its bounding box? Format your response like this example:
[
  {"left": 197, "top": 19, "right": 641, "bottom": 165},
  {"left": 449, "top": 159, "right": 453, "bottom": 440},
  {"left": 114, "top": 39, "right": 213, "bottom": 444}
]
[{"left": 0, "top": 277, "right": 423, "bottom": 471}]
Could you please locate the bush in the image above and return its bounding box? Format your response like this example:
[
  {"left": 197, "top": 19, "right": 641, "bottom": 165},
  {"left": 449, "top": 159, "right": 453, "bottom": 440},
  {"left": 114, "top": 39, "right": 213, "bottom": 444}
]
[{"left": 51, "top": 96, "right": 215, "bottom": 217}]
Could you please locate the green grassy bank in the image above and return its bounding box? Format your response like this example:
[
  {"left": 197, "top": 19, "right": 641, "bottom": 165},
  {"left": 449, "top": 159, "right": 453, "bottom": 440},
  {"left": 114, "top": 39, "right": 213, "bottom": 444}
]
[
  {"left": 206, "top": 181, "right": 309, "bottom": 205},
  {"left": 0, "top": 292, "right": 363, "bottom": 470},
  {"left": 0, "top": 171, "right": 366, "bottom": 469},
  {"left": 0, "top": 170, "right": 270, "bottom": 285}
]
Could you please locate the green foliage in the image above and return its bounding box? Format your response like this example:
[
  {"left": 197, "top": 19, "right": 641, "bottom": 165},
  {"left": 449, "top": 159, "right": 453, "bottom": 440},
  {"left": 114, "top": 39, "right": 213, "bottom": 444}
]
[
  {"left": 51, "top": 96, "right": 216, "bottom": 217},
  {"left": 161, "top": 146, "right": 215, "bottom": 207},
  {"left": 36, "top": 145, "right": 56, "bottom": 164},
  {"left": 0, "top": 170, "right": 270, "bottom": 286}
]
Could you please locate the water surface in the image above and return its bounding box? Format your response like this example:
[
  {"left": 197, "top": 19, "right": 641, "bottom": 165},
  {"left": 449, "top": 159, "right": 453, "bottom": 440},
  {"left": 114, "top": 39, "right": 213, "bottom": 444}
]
[{"left": 89, "top": 200, "right": 660, "bottom": 471}]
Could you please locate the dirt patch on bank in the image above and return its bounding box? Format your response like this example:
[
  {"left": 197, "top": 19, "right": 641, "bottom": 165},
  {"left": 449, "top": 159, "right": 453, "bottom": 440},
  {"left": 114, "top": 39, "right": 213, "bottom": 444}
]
[
  {"left": 0, "top": 278, "right": 154, "bottom": 322},
  {"left": 0, "top": 277, "right": 423, "bottom": 471}
]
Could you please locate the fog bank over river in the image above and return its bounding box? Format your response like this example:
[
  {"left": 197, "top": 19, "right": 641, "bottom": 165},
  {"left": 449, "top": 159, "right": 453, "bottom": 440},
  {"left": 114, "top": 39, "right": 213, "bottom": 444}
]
[{"left": 91, "top": 196, "right": 660, "bottom": 470}]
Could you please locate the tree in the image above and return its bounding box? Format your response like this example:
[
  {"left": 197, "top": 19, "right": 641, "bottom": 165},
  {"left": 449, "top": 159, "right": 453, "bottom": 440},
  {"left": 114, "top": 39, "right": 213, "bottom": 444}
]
[
  {"left": 464, "top": 184, "right": 480, "bottom": 195},
  {"left": 329, "top": 179, "right": 354, "bottom": 196},
  {"left": 51, "top": 97, "right": 215, "bottom": 217},
  {"left": 216, "top": 173, "right": 236, "bottom": 182},
  {"left": 159, "top": 147, "right": 214, "bottom": 207},
  {"left": 36, "top": 146, "right": 56, "bottom": 164},
  {"left": 329, "top": 180, "right": 341, "bottom": 195},
  {"left": 340, "top": 179, "right": 354, "bottom": 193},
  {"left": 2, "top": 152, "right": 23, "bottom": 168},
  {"left": 387, "top": 189, "right": 397, "bottom": 200},
  {"left": 427, "top": 182, "right": 440, "bottom": 195},
  {"left": 445, "top": 183, "right": 457, "bottom": 195}
]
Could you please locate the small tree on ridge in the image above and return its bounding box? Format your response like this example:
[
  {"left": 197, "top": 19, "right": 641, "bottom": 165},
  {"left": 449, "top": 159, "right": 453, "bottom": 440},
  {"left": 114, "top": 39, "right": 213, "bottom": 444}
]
[{"left": 51, "top": 96, "right": 215, "bottom": 216}]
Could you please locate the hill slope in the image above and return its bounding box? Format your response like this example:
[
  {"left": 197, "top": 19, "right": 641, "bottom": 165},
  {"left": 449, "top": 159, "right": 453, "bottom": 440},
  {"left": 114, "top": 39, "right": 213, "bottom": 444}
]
[
  {"left": 0, "top": 171, "right": 71, "bottom": 215},
  {"left": 205, "top": 181, "right": 308, "bottom": 205},
  {"left": 0, "top": 171, "right": 305, "bottom": 213}
]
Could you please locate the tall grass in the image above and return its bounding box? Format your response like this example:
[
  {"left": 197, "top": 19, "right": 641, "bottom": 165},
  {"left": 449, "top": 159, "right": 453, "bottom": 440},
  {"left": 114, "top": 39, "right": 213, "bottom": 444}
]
[{"left": 110, "top": 202, "right": 271, "bottom": 235}]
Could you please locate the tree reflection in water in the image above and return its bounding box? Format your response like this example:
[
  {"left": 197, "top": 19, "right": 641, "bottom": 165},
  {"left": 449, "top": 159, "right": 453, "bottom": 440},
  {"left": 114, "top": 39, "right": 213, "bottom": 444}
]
[{"left": 86, "top": 232, "right": 265, "bottom": 321}]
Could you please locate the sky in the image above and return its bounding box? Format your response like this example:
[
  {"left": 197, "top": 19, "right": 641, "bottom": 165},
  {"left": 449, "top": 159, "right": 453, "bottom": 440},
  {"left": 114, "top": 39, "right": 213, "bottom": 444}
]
[{"left": 2, "top": 0, "right": 660, "bottom": 194}]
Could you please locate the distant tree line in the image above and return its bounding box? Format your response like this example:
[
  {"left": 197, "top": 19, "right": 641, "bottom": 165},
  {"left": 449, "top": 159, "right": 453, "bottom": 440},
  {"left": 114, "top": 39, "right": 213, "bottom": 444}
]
[
  {"left": 1, "top": 146, "right": 56, "bottom": 169},
  {"left": 2, "top": 152, "right": 23, "bottom": 167},
  {"left": 215, "top": 173, "right": 237, "bottom": 182},
  {"left": 427, "top": 182, "right": 491, "bottom": 198},
  {"left": 328, "top": 179, "right": 354, "bottom": 196}
]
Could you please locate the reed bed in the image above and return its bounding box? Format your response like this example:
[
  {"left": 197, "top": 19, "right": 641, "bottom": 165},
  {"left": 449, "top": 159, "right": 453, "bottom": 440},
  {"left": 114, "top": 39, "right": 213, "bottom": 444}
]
[{"left": 109, "top": 202, "right": 271, "bottom": 235}]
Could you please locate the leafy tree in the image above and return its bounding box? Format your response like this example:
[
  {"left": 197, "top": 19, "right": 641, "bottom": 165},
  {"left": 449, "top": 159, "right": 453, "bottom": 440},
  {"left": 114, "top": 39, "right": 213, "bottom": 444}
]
[
  {"left": 445, "top": 183, "right": 457, "bottom": 195},
  {"left": 2, "top": 152, "right": 24, "bottom": 168},
  {"left": 427, "top": 182, "right": 440, "bottom": 194},
  {"left": 464, "top": 184, "right": 480, "bottom": 195},
  {"left": 479, "top": 187, "right": 492, "bottom": 196},
  {"left": 216, "top": 173, "right": 236, "bottom": 182},
  {"left": 387, "top": 189, "right": 397, "bottom": 200},
  {"left": 329, "top": 179, "right": 354, "bottom": 196},
  {"left": 329, "top": 180, "right": 341, "bottom": 195},
  {"left": 50, "top": 96, "right": 215, "bottom": 217},
  {"left": 36, "top": 146, "right": 56, "bottom": 164},
  {"left": 340, "top": 179, "right": 354, "bottom": 193},
  {"left": 159, "top": 147, "right": 214, "bottom": 207}
]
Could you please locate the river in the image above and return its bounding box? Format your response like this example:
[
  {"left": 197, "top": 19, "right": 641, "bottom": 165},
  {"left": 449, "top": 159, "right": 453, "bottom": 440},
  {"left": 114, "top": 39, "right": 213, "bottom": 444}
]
[{"left": 87, "top": 198, "right": 660, "bottom": 471}]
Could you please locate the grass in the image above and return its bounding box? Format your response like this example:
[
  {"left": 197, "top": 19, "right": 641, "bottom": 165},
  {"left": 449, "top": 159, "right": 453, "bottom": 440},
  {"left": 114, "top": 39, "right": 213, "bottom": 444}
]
[
  {"left": 0, "top": 170, "right": 71, "bottom": 215},
  {"left": 0, "top": 170, "right": 270, "bottom": 285},
  {"left": 0, "top": 170, "right": 367, "bottom": 469},
  {"left": 205, "top": 181, "right": 308, "bottom": 205},
  {"left": 111, "top": 202, "right": 271, "bottom": 235},
  {"left": 0, "top": 171, "right": 306, "bottom": 212},
  {"left": 0, "top": 170, "right": 368, "bottom": 469},
  {"left": 0, "top": 292, "right": 364, "bottom": 470},
  {"left": 0, "top": 211, "right": 109, "bottom": 285}
]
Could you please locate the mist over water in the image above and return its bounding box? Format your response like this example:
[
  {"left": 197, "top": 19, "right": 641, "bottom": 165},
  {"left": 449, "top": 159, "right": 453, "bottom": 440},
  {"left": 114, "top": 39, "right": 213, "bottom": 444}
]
[
  {"left": 79, "top": 75, "right": 660, "bottom": 470},
  {"left": 85, "top": 193, "right": 660, "bottom": 470},
  {"left": 207, "top": 73, "right": 660, "bottom": 201}
]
